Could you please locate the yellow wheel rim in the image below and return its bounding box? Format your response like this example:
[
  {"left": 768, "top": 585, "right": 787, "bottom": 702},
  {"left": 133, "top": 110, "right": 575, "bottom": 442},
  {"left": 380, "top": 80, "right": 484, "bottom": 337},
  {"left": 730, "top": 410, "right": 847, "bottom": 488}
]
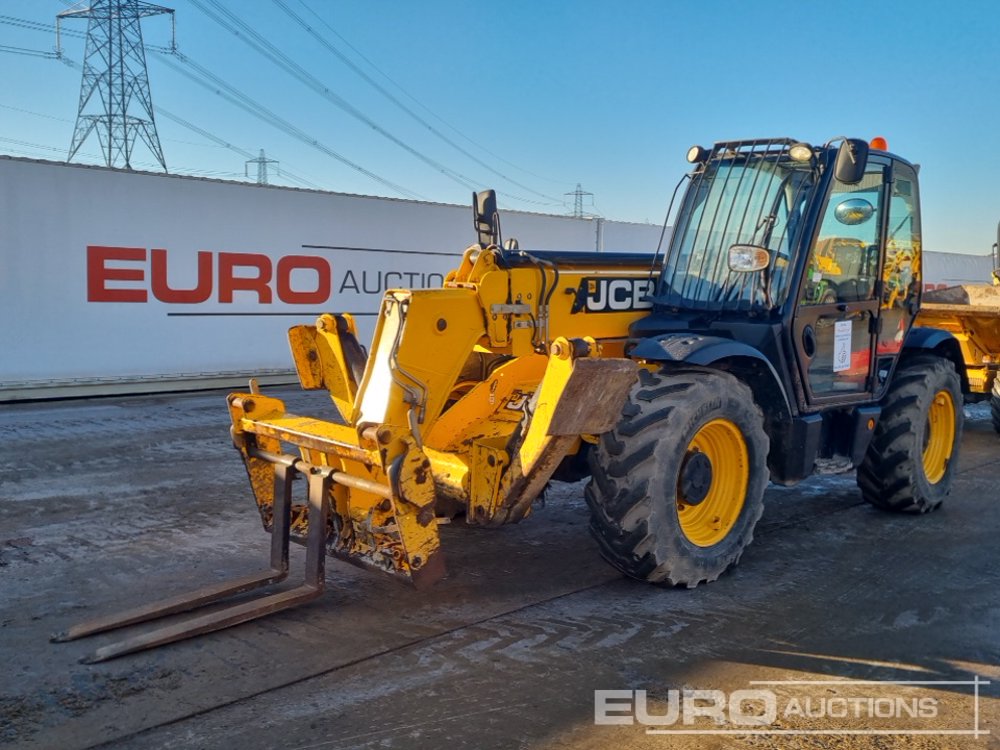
[
  {"left": 676, "top": 418, "right": 749, "bottom": 547},
  {"left": 922, "top": 389, "right": 955, "bottom": 484}
]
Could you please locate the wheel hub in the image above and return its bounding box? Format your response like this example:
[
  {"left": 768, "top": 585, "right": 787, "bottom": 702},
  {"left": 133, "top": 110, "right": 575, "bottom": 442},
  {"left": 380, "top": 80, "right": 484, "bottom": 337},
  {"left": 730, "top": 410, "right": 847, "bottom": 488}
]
[
  {"left": 676, "top": 418, "right": 750, "bottom": 547},
  {"left": 922, "top": 389, "right": 955, "bottom": 484},
  {"left": 679, "top": 450, "right": 713, "bottom": 506}
]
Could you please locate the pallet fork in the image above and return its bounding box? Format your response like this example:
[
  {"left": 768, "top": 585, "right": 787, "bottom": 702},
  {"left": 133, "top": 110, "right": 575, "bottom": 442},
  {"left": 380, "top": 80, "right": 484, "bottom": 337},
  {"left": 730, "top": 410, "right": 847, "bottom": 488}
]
[{"left": 52, "top": 452, "right": 332, "bottom": 663}]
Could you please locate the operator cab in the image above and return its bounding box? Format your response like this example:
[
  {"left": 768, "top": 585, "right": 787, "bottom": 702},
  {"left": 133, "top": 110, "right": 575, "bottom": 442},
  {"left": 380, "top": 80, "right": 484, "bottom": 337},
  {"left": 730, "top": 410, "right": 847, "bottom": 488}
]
[{"left": 631, "top": 137, "right": 926, "bottom": 481}]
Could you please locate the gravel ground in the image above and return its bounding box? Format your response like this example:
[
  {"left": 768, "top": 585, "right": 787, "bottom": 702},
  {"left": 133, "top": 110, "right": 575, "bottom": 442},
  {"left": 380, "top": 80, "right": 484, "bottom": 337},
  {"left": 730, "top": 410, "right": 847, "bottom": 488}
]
[{"left": 1, "top": 387, "right": 998, "bottom": 750}]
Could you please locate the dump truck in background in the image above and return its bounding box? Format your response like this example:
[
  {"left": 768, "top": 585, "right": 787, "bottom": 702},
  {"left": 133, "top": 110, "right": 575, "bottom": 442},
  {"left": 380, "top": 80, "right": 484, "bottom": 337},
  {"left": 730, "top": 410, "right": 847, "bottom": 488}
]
[
  {"left": 918, "top": 229, "right": 1000, "bottom": 433},
  {"left": 57, "top": 136, "right": 995, "bottom": 663}
]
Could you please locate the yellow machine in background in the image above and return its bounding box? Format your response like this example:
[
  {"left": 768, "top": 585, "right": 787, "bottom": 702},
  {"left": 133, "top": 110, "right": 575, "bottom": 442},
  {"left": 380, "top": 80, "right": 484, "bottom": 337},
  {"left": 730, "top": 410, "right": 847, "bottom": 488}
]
[
  {"left": 919, "top": 283, "right": 1000, "bottom": 430},
  {"left": 916, "top": 220, "right": 1000, "bottom": 429}
]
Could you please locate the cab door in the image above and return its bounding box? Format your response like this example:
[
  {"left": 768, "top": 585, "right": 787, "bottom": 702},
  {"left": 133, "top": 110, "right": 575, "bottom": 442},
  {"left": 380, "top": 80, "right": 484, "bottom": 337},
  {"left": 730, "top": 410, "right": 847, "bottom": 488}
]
[
  {"left": 873, "top": 162, "right": 921, "bottom": 396},
  {"left": 792, "top": 161, "right": 887, "bottom": 404}
]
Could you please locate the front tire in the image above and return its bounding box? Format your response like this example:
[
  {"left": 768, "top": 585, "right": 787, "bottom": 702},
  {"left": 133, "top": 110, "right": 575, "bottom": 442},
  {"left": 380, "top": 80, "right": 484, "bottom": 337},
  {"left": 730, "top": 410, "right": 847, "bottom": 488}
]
[
  {"left": 857, "top": 356, "right": 963, "bottom": 513},
  {"left": 585, "top": 367, "right": 770, "bottom": 587}
]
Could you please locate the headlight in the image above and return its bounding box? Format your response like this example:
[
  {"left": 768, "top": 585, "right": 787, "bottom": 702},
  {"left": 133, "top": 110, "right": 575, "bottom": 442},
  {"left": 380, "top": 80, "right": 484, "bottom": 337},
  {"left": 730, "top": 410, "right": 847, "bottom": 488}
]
[
  {"left": 789, "top": 142, "right": 813, "bottom": 162},
  {"left": 728, "top": 244, "right": 771, "bottom": 273},
  {"left": 686, "top": 145, "right": 709, "bottom": 164}
]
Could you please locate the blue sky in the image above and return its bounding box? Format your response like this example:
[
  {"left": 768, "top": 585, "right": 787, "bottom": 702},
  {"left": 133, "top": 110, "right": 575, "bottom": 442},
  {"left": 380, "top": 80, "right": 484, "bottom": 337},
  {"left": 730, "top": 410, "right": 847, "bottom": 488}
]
[{"left": 1, "top": 1, "right": 998, "bottom": 255}]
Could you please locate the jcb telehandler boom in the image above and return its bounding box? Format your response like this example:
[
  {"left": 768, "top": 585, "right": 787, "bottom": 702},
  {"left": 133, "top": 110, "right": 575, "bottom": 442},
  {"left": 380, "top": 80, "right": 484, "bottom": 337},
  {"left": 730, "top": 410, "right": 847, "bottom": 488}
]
[{"left": 58, "top": 137, "right": 972, "bottom": 663}]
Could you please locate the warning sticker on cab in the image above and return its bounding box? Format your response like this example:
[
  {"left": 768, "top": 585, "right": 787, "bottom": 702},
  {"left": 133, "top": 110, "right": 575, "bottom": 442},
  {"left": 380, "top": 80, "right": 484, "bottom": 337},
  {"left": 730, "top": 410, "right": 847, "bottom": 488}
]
[{"left": 833, "top": 320, "right": 852, "bottom": 372}]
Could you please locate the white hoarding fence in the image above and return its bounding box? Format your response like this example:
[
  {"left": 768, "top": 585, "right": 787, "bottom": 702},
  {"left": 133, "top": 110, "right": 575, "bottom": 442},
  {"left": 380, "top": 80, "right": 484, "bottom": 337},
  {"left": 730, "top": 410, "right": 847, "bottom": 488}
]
[
  {"left": 4, "top": 156, "right": 987, "bottom": 402},
  {"left": 922, "top": 250, "right": 994, "bottom": 290},
  {"left": 0, "top": 157, "right": 663, "bottom": 399}
]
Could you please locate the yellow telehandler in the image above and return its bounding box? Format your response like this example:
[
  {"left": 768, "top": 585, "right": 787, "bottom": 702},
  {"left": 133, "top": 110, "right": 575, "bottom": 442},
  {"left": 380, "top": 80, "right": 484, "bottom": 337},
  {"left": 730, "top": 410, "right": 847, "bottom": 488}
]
[{"left": 57, "top": 137, "right": 981, "bottom": 662}]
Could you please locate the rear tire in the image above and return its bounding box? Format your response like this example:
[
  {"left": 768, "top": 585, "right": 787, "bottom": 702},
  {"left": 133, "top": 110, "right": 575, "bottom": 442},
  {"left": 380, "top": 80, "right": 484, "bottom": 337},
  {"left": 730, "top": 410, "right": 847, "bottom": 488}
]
[
  {"left": 857, "top": 356, "right": 963, "bottom": 513},
  {"left": 585, "top": 367, "right": 769, "bottom": 587}
]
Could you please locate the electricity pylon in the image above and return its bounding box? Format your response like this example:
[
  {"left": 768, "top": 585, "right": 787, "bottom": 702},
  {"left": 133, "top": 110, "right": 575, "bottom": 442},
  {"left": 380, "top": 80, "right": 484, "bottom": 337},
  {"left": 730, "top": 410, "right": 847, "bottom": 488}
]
[
  {"left": 57, "top": 0, "right": 175, "bottom": 171},
  {"left": 565, "top": 183, "right": 594, "bottom": 218},
  {"left": 245, "top": 149, "right": 279, "bottom": 185}
]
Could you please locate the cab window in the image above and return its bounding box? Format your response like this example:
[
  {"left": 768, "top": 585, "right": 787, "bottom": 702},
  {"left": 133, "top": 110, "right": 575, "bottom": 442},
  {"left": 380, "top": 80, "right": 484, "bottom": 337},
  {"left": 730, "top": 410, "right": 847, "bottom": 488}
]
[
  {"left": 877, "top": 163, "right": 921, "bottom": 355},
  {"left": 801, "top": 166, "right": 885, "bottom": 305},
  {"left": 882, "top": 166, "right": 920, "bottom": 311}
]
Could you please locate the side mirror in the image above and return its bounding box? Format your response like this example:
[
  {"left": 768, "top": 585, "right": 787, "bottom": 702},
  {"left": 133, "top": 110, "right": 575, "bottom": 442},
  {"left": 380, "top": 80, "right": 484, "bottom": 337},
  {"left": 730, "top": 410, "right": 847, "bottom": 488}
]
[
  {"left": 474, "top": 189, "right": 499, "bottom": 247},
  {"left": 834, "top": 198, "right": 875, "bottom": 225},
  {"left": 834, "top": 139, "right": 869, "bottom": 185},
  {"left": 728, "top": 244, "right": 771, "bottom": 273}
]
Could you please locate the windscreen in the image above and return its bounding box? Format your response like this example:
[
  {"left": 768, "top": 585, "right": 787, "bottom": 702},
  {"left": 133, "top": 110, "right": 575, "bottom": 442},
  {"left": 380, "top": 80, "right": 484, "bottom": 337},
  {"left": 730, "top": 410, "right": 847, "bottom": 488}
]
[{"left": 657, "top": 141, "right": 816, "bottom": 312}]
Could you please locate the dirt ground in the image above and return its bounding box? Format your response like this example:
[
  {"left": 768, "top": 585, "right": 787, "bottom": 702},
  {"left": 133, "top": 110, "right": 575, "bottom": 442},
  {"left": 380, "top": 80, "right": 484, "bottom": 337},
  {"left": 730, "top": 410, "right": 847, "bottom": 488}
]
[{"left": 1, "top": 387, "right": 997, "bottom": 750}]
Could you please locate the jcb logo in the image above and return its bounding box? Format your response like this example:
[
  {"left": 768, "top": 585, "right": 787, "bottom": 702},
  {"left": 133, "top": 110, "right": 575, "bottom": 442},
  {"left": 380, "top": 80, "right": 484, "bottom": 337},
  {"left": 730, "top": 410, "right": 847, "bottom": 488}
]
[{"left": 572, "top": 277, "right": 654, "bottom": 313}]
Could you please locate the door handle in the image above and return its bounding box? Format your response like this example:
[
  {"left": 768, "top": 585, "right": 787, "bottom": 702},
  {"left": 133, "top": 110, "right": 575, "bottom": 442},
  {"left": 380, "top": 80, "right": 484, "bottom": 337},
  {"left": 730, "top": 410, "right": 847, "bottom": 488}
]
[{"left": 802, "top": 325, "right": 816, "bottom": 358}]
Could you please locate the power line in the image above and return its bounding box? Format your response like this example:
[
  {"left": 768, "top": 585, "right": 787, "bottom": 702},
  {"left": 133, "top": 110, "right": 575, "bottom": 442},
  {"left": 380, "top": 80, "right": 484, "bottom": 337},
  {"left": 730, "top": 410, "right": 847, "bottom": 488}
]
[
  {"left": 1, "top": 8, "right": 562, "bottom": 205},
  {"left": 0, "top": 102, "right": 72, "bottom": 122},
  {"left": 0, "top": 136, "right": 72, "bottom": 154},
  {"left": 0, "top": 31, "right": 325, "bottom": 192},
  {"left": 155, "top": 108, "right": 253, "bottom": 157},
  {"left": 2, "top": 11, "right": 405, "bottom": 196},
  {"left": 186, "top": 0, "right": 565, "bottom": 207},
  {"left": 188, "top": 0, "right": 483, "bottom": 194},
  {"left": 154, "top": 107, "right": 322, "bottom": 189},
  {"left": 272, "top": 0, "right": 564, "bottom": 205},
  {"left": 0, "top": 134, "right": 234, "bottom": 176},
  {"left": 0, "top": 39, "right": 321, "bottom": 188},
  {"left": 293, "top": 0, "right": 568, "bottom": 188},
  {"left": 151, "top": 49, "right": 425, "bottom": 199},
  {"left": 0, "top": 43, "right": 60, "bottom": 59},
  {"left": 0, "top": 13, "right": 83, "bottom": 39}
]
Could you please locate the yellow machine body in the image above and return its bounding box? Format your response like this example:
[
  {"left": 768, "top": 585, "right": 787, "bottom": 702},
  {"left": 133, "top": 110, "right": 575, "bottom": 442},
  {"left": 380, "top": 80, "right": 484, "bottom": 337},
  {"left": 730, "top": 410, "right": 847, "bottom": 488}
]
[{"left": 228, "top": 246, "right": 659, "bottom": 586}]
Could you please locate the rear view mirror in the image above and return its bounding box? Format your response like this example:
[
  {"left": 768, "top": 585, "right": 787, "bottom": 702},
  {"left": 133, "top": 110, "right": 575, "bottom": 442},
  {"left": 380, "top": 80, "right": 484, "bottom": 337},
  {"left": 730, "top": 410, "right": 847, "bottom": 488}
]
[
  {"left": 834, "top": 139, "right": 869, "bottom": 185},
  {"left": 474, "top": 189, "right": 499, "bottom": 247}
]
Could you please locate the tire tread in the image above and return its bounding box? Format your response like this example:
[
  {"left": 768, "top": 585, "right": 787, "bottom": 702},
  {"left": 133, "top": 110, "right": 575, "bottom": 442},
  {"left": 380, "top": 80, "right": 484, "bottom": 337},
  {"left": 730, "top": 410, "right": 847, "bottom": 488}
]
[{"left": 587, "top": 368, "right": 769, "bottom": 587}]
